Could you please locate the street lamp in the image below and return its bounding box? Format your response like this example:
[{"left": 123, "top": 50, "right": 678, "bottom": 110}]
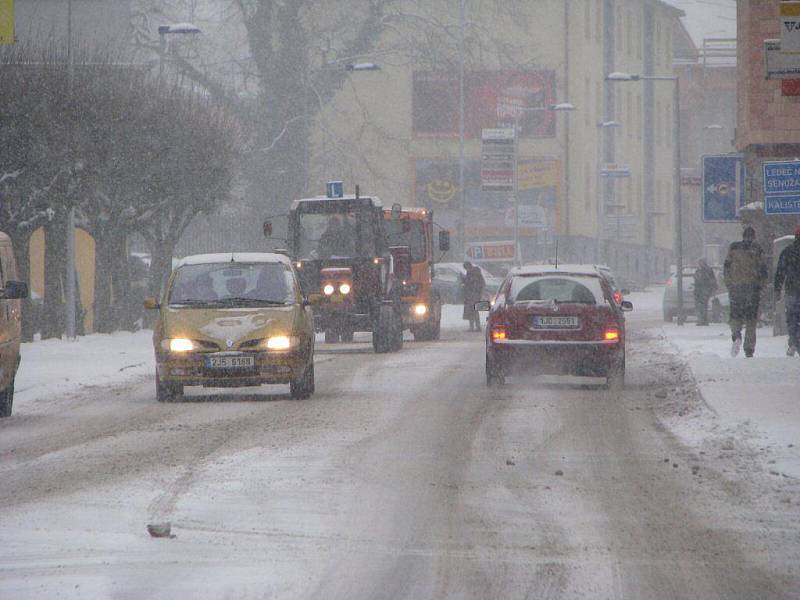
[
  {"left": 596, "top": 120, "right": 622, "bottom": 263},
  {"left": 511, "top": 103, "right": 576, "bottom": 266},
  {"left": 158, "top": 23, "right": 201, "bottom": 79},
  {"left": 606, "top": 71, "right": 684, "bottom": 325}
]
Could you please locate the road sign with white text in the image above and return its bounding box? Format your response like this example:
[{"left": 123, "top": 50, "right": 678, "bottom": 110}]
[
  {"left": 464, "top": 240, "right": 516, "bottom": 262},
  {"left": 781, "top": 1, "right": 800, "bottom": 53},
  {"left": 766, "top": 39, "right": 800, "bottom": 79},
  {"left": 763, "top": 159, "right": 800, "bottom": 215}
]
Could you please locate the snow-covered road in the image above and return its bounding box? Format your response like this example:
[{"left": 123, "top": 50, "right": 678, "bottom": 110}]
[{"left": 1, "top": 305, "right": 799, "bottom": 598}]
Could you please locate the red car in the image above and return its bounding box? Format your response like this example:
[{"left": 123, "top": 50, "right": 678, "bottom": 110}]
[{"left": 477, "top": 265, "right": 633, "bottom": 388}]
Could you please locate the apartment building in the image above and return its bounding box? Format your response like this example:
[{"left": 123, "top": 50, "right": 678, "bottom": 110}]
[{"left": 312, "top": 0, "right": 684, "bottom": 283}]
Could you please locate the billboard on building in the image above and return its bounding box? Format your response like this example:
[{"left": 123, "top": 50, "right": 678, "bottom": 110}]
[
  {"left": 412, "top": 70, "right": 556, "bottom": 139},
  {"left": 413, "top": 157, "right": 559, "bottom": 240}
]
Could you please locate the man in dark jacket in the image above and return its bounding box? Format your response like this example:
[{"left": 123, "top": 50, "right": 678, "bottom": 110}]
[
  {"left": 461, "top": 262, "right": 486, "bottom": 331},
  {"left": 693, "top": 258, "right": 717, "bottom": 326},
  {"left": 774, "top": 224, "right": 800, "bottom": 357},
  {"left": 723, "top": 226, "right": 768, "bottom": 357}
]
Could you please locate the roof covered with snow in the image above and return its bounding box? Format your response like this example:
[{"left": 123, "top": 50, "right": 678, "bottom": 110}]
[
  {"left": 176, "top": 253, "right": 291, "bottom": 267},
  {"left": 509, "top": 264, "right": 603, "bottom": 277}
]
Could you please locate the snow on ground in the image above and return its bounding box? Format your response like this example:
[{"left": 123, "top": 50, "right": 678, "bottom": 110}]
[
  {"left": 15, "top": 331, "right": 153, "bottom": 412},
  {"left": 628, "top": 287, "right": 800, "bottom": 479}
]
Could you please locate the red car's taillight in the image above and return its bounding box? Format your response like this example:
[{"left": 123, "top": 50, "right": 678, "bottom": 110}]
[
  {"left": 490, "top": 327, "right": 507, "bottom": 342},
  {"left": 613, "top": 290, "right": 623, "bottom": 304},
  {"left": 604, "top": 327, "right": 620, "bottom": 342}
]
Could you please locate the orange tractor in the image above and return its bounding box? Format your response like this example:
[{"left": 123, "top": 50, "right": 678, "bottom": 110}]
[{"left": 383, "top": 205, "right": 449, "bottom": 341}]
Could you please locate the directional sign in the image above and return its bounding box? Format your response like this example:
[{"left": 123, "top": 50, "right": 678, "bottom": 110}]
[
  {"left": 766, "top": 39, "right": 800, "bottom": 79},
  {"left": 703, "top": 154, "right": 744, "bottom": 222},
  {"left": 763, "top": 159, "right": 800, "bottom": 215},
  {"left": 763, "top": 160, "right": 800, "bottom": 195},
  {"left": 464, "top": 240, "right": 516, "bottom": 263},
  {"left": 481, "top": 128, "right": 515, "bottom": 192},
  {"left": 782, "top": 1, "right": 800, "bottom": 53},
  {"left": 765, "top": 195, "right": 800, "bottom": 215}
]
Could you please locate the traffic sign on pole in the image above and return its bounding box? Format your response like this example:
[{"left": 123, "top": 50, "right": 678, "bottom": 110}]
[
  {"left": 703, "top": 154, "right": 744, "bottom": 222},
  {"left": 763, "top": 159, "right": 800, "bottom": 214},
  {"left": 781, "top": 1, "right": 800, "bottom": 53},
  {"left": 481, "top": 128, "right": 515, "bottom": 192}
]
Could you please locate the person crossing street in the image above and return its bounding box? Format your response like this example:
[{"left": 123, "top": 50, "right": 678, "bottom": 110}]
[
  {"left": 461, "top": 262, "right": 486, "bottom": 332},
  {"left": 774, "top": 225, "right": 800, "bottom": 357},
  {"left": 723, "top": 226, "right": 768, "bottom": 358}
]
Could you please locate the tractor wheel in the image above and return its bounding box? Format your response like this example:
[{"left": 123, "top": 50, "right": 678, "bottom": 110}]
[{"left": 372, "top": 307, "right": 393, "bottom": 353}]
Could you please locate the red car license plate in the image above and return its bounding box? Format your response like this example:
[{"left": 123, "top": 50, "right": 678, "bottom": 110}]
[{"left": 532, "top": 315, "right": 580, "bottom": 329}]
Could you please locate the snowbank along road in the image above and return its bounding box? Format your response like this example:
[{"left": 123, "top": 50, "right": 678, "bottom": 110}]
[{"left": 1, "top": 303, "right": 799, "bottom": 599}]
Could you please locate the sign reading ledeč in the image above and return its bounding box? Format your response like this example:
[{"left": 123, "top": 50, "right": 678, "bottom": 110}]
[{"left": 763, "top": 160, "right": 800, "bottom": 214}]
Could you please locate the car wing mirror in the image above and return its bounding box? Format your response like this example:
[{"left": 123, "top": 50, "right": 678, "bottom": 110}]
[
  {"left": 143, "top": 297, "right": 160, "bottom": 310},
  {"left": 0, "top": 280, "right": 28, "bottom": 300},
  {"left": 263, "top": 221, "right": 273, "bottom": 238},
  {"left": 474, "top": 300, "right": 491, "bottom": 312},
  {"left": 620, "top": 300, "right": 633, "bottom": 312}
]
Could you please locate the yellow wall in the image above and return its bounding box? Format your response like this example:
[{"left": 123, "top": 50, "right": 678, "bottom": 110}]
[{"left": 29, "top": 226, "right": 95, "bottom": 334}]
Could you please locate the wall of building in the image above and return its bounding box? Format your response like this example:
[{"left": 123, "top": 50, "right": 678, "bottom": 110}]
[{"left": 310, "top": 0, "right": 682, "bottom": 284}]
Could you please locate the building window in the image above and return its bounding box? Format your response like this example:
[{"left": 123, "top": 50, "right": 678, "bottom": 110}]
[
  {"left": 626, "top": 9, "right": 632, "bottom": 56},
  {"left": 655, "top": 23, "right": 661, "bottom": 68},
  {"left": 585, "top": 161, "right": 592, "bottom": 212},
  {"left": 627, "top": 89, "right": 633, "bottom": 138},
  {"left": 655, "top": 100, "right": 662, "bottom": 146},
  {"left": 636, "top": 93, "right": 642, "bottom": 140},
  {"left": 616, "top": 7, "right": 623, "bottom": 54},
  {"left": 584, "top": 77, "right": 591, "bottom": 126},
  {"left": 665, "top": 103, "right": 671, "bottom": 147},
  {"left": 596, "top": 0, "right": 602, "bottom": 43},
  {"left": 596, "top": 80, "right": 602, "bottom": 125},
  {"left": 636, "top": 11, "right": 642, "bottom": 59},
  {"left": 585, "top": 1, "right": 591, "bottom": 40}
]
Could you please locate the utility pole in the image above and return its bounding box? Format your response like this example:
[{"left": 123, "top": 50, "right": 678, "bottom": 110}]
[
  {"left": 65, "top": 0, "right": 77, "bottom": 340},
  {"left": 457, "top": 0, "right": 466, "bottom": 259}
]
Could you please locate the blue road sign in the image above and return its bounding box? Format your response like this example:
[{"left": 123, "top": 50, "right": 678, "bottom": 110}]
[
  {"left": 702, "top": 154, "right": 744, "bottom": 222},
  {"left": 765, "top": 194, "right": 800, "bottom": 215},
  {"left": 763, "top": 160, "right": 800, "bottom": 196},
  {"left": 326, "top": 180, "right": 344, "bottom": 198},
  {"left": 763, "top": 160, "right": 800, "bottom": 214}
]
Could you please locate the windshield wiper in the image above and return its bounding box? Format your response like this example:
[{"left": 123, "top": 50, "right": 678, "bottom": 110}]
[{"left": 217, "top": 297, "right": 290, "bottom": 305}]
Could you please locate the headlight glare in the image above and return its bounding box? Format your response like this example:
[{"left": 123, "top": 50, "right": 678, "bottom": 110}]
[
  {"left": 413, "top": 303, "right": 427, "bottom": 316},
  {"left": 323, "top": 284, "right": 335, "bottom": 296},
  {"left": 169, "top": 338, "right": 194, "bottom": 352},
  {"left": 339, "top": 283, "right": 351, "bottom": 295},
  {"left": 266, "top": 335, "right": 297, "bottom": 350}
]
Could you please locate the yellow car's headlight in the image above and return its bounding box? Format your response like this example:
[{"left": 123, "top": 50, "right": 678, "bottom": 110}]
[
  {"left": 339, "top": 283, "right": 351, "bottom": 295},
  {"left": 323, "top": 284, "right": 335, "bottom": 296},
  {"left": 413, "top": 303, "right": 428, "bottom": 316},
  {"left": 168, "top": 338, "right": 194, "bottom": 352},
  {"left": 266, "top": 336, "right": 298, "bottom": 351}
]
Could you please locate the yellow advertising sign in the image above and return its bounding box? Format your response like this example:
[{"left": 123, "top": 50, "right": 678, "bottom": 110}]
[
  {"left": 517, "top": 159, "right": 560, "bottom": 191},
  {"left": 0, "top": 0, "right": 14, "bottom": 45}
]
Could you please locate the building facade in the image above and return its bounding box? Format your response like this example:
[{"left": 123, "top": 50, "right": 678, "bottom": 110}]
[
  {"left": 311, "top": 0, "right": 683, "bottom": 285},
  {"left": 736, "top": 0, "right": 800, "bottom": 256}
]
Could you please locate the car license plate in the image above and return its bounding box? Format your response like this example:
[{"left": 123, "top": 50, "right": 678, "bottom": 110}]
[
  {"left": 205, "top": 354, "right": 255, "bottom": 369},
  {"left": 533, "top": 316, "right": 580, "bottom": 329}
]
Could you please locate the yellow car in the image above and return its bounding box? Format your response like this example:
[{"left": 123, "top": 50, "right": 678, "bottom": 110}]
[{"left": 145, "top": 253, "right": 315, "bottom": 401}]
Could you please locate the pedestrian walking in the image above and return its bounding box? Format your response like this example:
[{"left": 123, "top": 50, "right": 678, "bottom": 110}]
[
  {"left": 693, "top": 258, "right": 717, "bottom": 326},
  {"left": 723, "top": 226, "right": 768, "bottom": 358},
  {"left": 461, "top": 262, "right": 485, "bottom": 332},
  {"left": 774, "top": 224, "right": 800, "bottom": 357}
]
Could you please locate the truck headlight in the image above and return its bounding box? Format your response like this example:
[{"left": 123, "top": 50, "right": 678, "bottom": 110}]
[
  {"left": 413, "top": 303, "right": 427, "bottom": 316},
  {"left": 323, "top": 284, "right": 335, "bottom": 296},
  {"left": 339, "top": 283, "right": 351, "bottom": 295},
  {"left": 168, "top": 338, "right": 194, "bottom": 352}
]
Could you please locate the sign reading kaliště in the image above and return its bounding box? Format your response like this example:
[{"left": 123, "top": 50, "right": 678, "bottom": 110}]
[{"left": 0, "top": 0, "right": 14, "bottom": 45}]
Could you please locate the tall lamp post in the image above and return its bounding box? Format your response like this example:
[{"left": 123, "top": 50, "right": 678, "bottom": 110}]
[
  {"left": 511, "top": 103, "right": 576, "bottom": 266},
  {"left": 607, "top": 72, "right": 684, "bottom": 325},
  {"left": 596, "top": 120, "right": 622, "bottom": 263}
]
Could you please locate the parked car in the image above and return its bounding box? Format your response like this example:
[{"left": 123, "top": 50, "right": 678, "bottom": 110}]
[
  {"left": 594, "top": 264, "right": 629, "bottom": 305},
  {"left": 662, "top": 266, "right": 725, "bottom": 322},
  {"left": 478, "top": 264, "right": 632, "bottom": 388},
  {"left": 0, "top": 232, "right": 29, "bottom": 417},
  {"left": 145, "top": 253, "right": 316, "bottom": 401},
  {"left": 433, "top": 262, "right": 503, "bottom": 304}
]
